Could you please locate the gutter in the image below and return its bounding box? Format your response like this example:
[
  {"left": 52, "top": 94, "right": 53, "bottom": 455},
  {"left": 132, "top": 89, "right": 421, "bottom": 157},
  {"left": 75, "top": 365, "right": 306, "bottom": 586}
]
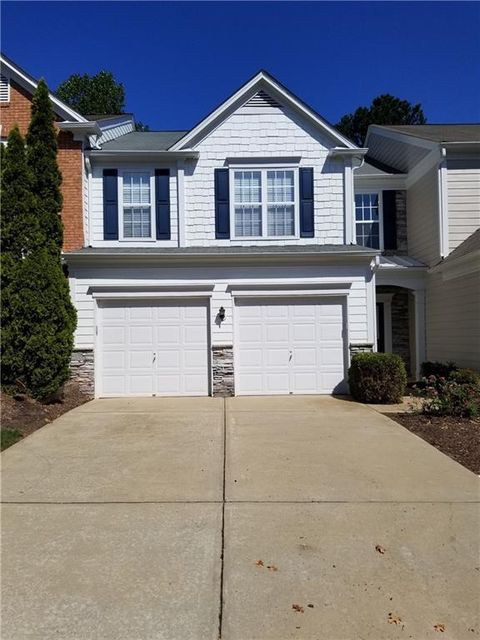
[
  {"left": 88, "top": 150, "right": 199, "bottom": 160},
  {"left": 63, "top": 248, "right": 379, "bottom": 266}
]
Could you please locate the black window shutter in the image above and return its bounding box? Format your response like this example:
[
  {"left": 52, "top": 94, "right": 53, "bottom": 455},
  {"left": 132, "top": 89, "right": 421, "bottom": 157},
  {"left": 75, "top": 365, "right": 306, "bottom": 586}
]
[
  {"left": 215, "top": 168, "right": 230, "bottom": 239},
  {"left": 382, "top": 190, "right": 397, "bottom": 251},
  {"left": 155, "top": 169, "right": 171, "bottom": 240},
  {"left": 299, "top": 167, "right": 314, "bottom": 238},
  {"left": 103, "top": 169, "right": 118, "bottom": 240}
]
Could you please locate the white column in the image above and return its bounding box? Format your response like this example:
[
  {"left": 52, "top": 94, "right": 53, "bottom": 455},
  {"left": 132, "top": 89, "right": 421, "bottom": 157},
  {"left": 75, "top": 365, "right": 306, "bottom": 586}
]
[
  {"left": 413, "top": 289, "right": 426, "bottom": 379},
  {"left": 176, "top": 160, "right": 186, "bottom": 247}
]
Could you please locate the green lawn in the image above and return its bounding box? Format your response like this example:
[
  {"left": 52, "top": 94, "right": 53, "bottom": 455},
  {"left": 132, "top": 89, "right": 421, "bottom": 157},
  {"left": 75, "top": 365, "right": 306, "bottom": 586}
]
[{"left": 1, "top": 429, "right": 23, "bottom": 451}]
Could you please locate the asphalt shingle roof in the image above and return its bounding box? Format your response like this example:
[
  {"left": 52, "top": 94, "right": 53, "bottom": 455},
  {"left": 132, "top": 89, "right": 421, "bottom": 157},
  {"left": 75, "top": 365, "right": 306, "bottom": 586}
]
[
  {"left": 375, "top": 124, "right": 480, "bottom": 143},
  {"left": 100, "top": 131, "right": 189, "bottom": 151}
]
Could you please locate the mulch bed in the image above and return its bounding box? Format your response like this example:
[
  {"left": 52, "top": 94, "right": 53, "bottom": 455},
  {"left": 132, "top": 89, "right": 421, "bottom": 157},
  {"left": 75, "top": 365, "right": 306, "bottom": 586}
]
[
  {"left": 1, "top": 381, "right": 91, "bottom": 449},
  {"left": 390, "top": 413, "right": 480, "bottom": 475}
]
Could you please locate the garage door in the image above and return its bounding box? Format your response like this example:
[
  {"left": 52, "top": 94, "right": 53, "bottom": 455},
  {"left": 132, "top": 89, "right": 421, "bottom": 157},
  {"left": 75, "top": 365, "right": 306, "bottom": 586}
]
[
  {"left": 99, "top": 300, "right": 209, "bottom": 397},
  {"left": 236, "top": 298, "right": 346, "bottom": 395}
]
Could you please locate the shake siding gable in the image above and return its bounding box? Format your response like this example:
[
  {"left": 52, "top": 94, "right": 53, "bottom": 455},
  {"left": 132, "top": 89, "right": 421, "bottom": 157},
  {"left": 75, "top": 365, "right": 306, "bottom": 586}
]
[{"left": 183, "top": 104, "right": 345, "bottom": 246}]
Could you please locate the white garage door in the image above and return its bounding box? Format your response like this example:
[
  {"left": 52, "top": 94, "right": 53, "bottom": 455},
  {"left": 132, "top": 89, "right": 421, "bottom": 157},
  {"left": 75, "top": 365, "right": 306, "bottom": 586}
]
[
  {"left": 99, "top": 300, "right": 209, "bottom": 397},
  {"left": 236, "top": 298, "right": 346, "bottom": 395}
]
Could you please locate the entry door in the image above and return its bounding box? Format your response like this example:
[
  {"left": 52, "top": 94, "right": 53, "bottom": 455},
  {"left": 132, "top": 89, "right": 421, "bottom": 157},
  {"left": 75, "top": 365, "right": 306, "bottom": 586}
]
[
  {"left": 99, "top": 299, "right": 209, "bottom": 397},
  {"left": 235, "top": 298, "right": 346, "bottom": 395}
]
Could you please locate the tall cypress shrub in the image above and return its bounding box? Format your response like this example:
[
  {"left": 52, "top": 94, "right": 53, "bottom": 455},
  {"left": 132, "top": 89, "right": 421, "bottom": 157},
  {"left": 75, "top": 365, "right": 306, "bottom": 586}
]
[
  {"left": 26, "top": 79, "right": 63, "bottom": 254},
  {"left": 1, "top": 83, "right": 77, "bottom": 399}
]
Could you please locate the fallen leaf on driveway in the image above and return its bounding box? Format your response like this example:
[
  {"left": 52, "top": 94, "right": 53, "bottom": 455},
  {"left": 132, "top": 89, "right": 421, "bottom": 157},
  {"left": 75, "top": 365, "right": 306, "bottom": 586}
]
[
  {"left": 434, "top": 624, "right": 446, "bottom": 633},
  {"left": 307, "top": 604, "right": 314, "bottom": 608},
  {"left": 255, "top": 560, "right": 264, "bottom": 567},
  {"left": 387, "top": 613, "right": 402, "bottom": 625},
  {"left": 292, "top": 604, "right": 304, "bottom": 613},
  {"left": 267, "top": 564, "right": 278, "bottom": 572},
  {"left": 375, "top": 545, "right": 386, "bottom": 554}
]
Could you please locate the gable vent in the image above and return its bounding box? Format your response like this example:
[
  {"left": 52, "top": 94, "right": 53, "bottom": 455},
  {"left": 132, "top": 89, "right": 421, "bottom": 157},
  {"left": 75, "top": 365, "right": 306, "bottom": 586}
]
[
  {"left": 0, "top": 75, "right": 10, "bottom": 103},
  {"left": 245, "top": 90, "right": 280, "bottom": 108}
]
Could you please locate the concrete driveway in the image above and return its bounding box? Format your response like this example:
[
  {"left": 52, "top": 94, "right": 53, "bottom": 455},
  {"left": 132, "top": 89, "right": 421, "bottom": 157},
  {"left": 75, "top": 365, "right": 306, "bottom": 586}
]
[{"left": 2, "top": 396, "right": 479, "bottom": 639}]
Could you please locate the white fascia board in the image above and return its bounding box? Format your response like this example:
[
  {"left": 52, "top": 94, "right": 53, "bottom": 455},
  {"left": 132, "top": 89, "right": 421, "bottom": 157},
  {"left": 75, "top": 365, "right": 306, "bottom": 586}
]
[
  {"left": 169, "top": 71, "right": 358, "bottom": 151},
  {"left": 58, "top": 121, "right": 102, "bottom": 137},
  {"left": 329, "top": 148, "right": 368, "bottom": 158},
  {"left": 354, "top": 174, "right": 407, "bottom": 189},
  {"left": 366, "top": 125, "right": 437, "bottom": 151},
  {"left": 0, "top": 55, "right": 86, "bottom": 123}
]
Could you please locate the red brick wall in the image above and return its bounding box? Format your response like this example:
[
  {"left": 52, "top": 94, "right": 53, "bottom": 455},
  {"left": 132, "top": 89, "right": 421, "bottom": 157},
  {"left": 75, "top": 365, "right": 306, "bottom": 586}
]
[{"left": 1, "top": 79, "right": 85, "bottom": 251}]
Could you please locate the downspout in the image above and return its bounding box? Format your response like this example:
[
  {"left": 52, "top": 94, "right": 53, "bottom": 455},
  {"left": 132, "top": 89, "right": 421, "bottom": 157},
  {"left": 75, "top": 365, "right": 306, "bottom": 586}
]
[
  {"left": 85, "top": 153, "right": 93, "bottom": 248},
  {"left": 437, "top": 146, "right": 449, "bottom": 259}
]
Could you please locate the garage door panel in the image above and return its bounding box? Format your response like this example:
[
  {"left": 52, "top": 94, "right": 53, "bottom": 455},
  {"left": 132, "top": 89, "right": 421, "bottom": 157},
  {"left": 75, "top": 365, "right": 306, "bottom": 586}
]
[
  {"left": 129, "top": 351, "right": 153, "bottom": 369},
  {"left": 293, "top": 348, "right": 317, "bottom": 366},
  {"left": 239, "top": 323, "right": 263, "bottom": 343},
  {"left": 103, "top": 327, "right": 126, "bottom": 345},
  {"left": 266, "top": 348, "right": 289, "bottom": 367},
  {"left": 100, "top": 300, "right": 208, "bottom": 397},
  {"left": 236, "top": 298, "right": 346, "bottom": 395}
]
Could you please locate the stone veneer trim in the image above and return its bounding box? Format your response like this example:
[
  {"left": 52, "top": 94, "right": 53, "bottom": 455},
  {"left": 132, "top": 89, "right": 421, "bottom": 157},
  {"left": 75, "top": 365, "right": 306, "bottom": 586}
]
[
  {"left": 211, "top": 345, "right": 234, "bottom": 397},
  {"left": 70, "top": 349, "right": 95, "bottom": 397}
]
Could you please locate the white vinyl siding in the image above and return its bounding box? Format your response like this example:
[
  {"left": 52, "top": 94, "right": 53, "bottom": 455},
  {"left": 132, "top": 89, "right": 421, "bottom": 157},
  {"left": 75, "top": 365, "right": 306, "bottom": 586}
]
[
  {"left": 427, "top": 269, "right": 480, "bottom": 370},
  {"left": 447, "top": 159, "right": 480, "bottom": 253},
  {"left": 407, "top": 166, "right": 440, "bottom": 266}
]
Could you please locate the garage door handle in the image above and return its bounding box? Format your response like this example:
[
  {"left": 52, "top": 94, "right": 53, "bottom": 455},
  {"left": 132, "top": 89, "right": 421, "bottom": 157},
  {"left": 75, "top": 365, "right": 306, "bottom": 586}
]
[
  {"left": 153, "top": 352, "right": 156, "bottom": 363},
  {"left": 289, "top": 350, "right": 292, "bottom": 362}
]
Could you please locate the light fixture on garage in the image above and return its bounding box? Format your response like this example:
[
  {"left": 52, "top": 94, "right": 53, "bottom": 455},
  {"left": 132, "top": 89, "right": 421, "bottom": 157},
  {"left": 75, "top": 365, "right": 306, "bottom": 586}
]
[{"left": 218, "top": 306, "right": 226, "bottom": 322}]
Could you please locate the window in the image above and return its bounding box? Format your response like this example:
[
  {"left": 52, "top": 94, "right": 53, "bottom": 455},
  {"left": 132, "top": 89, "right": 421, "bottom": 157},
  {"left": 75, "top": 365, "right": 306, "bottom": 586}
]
[
  {"left": 122, "top": 172, "right": 152, "bottom": 239},
  {"left": 0, "top": 75, "right": 10, "bottom": 103},
  {"left": 233, "top": 168, "right": 296, "bottom": 238},
  {"left": 355, "top": 192, "right": 382, "bottom": 249}
]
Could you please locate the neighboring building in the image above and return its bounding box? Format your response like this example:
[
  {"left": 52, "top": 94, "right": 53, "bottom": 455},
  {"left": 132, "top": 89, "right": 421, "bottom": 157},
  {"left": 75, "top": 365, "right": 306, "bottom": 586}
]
[
  {"left": 2, "top": 53, "right": 479, "bottom": 396},
  {"left": 0, "top": 54, "right": 135, "bottom": 251},
  {"left": 365, "top": 125, "right": 480, "bottom": 372}
]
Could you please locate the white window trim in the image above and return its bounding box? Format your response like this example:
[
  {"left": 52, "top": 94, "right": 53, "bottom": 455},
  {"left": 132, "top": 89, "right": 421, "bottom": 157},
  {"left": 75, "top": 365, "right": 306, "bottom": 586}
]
[
  {"left": 118, "top": 169, "right": 156, "bottom": 242},
  {"left": 229, "top": 166, "right": 300, "bottom": 240},
  {"left": 354, "top": 189, "right": 384, "bottom": 251},
  {"left": 0, "top": 74, "right": 10, "bottom": 103}
]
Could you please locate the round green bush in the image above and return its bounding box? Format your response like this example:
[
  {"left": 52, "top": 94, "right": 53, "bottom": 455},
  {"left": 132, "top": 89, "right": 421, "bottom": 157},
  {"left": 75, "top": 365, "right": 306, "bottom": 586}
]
[{"left": 348, "top": 352, "right": 407, "bottom": 404}]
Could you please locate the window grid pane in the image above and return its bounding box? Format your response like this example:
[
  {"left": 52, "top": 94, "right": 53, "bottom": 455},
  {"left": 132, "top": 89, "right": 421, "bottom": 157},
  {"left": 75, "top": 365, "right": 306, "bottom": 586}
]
[
  {"left": 123, "top": 207, "right": 151, "bottom": 238},
  {"left": 268, "top": 205, "right": 294, "bottom": 236},
  {"left": 234, "top": 171, "right": 262, "bottom": 236},
  {"left": 355, "top": 192, "right": 380, "bottom": 248}
]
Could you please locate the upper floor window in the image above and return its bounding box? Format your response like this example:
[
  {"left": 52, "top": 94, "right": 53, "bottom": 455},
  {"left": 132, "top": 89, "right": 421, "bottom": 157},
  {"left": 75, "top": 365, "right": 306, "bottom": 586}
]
[
  {"left": 0, "top": 75, "right": 10, "bottom": 103},
  {"left": 122, "top": 172, "right": 152, "bottom": 239},
  {"left": 355, "top": 192, "right": 383, "bottom": 249},
  {"left": 233, "top": 168, "right": 297, "bottom": 238}
]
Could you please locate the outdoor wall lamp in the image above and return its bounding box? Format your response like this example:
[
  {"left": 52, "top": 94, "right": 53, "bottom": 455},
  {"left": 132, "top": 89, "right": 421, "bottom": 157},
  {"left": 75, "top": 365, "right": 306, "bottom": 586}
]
[{"left": 218, "top": 306, "right": 226, "bottom": 322}]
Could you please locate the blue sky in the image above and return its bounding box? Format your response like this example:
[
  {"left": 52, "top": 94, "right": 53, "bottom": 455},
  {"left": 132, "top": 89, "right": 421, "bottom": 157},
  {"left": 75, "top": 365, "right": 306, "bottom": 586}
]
[{"left": 2, "top": 1, "right": 479, "bottom": 130}]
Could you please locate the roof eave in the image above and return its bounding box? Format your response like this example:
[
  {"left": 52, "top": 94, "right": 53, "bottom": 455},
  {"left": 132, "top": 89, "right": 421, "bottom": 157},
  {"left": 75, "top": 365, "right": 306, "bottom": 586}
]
[{"left": 87, "top": 149, "right": 199, "bottom": 159}]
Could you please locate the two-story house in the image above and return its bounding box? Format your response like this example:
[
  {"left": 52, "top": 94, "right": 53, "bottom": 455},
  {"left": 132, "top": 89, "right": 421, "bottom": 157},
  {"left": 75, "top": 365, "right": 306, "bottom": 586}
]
[{"left": 2, "top": 54, "right": 478, "bottom": 398}]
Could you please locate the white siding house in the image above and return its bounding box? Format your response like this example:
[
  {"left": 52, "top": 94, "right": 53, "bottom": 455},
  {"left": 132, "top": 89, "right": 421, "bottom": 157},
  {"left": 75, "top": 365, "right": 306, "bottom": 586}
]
[{"left": 64, "top": 76, "right": 480, "bottom": 397}]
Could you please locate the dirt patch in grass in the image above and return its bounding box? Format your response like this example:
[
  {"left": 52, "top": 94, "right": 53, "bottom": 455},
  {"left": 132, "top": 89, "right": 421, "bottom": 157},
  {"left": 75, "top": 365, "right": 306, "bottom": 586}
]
[
  {"left": 1, "top": 381, "right": 91, "bottom": 450},
  {"left": 390, "top": 413, "right": 480, "bottom": 475}
]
